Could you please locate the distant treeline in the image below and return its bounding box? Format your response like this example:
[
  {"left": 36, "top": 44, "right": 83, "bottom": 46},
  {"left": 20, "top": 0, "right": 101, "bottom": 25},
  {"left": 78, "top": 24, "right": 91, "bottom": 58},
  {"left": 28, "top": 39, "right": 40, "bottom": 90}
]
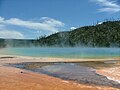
[
  {"left": 0, "top": 39, "right": 6, "bottom": 48},
  {"left": 0, "top": 39, "right": 34, "bottom": 48},
  {"left": 0, "top": 20, "right": 120, "bottom": 48}
]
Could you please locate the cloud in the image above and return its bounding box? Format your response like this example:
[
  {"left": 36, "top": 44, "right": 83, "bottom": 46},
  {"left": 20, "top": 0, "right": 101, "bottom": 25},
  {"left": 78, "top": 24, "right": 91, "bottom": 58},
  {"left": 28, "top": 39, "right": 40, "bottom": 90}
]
[
  {"left": 91, "top": 0, "right": 120, "bottom": 13},
  {"left": 0, "top": 24, "right": 5, "bottom": 28},
  {"left": 0, "top": 16, "right": 4, "bottom": 22},
  {"left": 0, "top": 25, "right": 24, "bottom": 39},
  {"left": 0, "top": 16, "right": 65, "bottom": 39},
  {"left": 41, "top": 17, "right": 64, "bottom": 27},
  {"left": 70, "top": 27, "right": 76, "bottom": 30},
  {"left": 0, "top": 16, "right": 65, "bottom": 33},
  {"left": 0, "top": 30, "right": 24, "bottom": 39},
  {"left": 98, "top": 22, "right": 103, "bottom": 24}
]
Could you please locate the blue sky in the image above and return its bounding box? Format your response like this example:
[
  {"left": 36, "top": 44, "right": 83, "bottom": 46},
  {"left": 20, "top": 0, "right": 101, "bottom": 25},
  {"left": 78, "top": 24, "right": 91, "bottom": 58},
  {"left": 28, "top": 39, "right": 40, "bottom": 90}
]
[{"left": 0, "top": 0, "right": 120, "bottom": 39}]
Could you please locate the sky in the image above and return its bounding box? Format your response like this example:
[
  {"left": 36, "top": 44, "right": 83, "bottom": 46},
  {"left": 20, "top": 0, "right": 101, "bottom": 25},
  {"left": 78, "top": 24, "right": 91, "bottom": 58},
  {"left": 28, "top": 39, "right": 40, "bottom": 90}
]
[{"left": 0, "top": 0, "right": 120, "bottom": 39}]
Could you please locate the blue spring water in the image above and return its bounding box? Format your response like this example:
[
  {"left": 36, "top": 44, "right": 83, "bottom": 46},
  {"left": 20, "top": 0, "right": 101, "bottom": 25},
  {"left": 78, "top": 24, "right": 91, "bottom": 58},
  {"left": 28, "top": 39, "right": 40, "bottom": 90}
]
[{"left": 1, "top": 47, "right": 120, "bottom": 58}]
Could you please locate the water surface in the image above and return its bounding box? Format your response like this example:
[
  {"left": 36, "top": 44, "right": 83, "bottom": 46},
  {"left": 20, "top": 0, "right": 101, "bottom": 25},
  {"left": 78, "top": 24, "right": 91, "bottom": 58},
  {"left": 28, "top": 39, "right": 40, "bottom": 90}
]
[{"left": 1, "top": 47, "right": 120, "bottom": 58}]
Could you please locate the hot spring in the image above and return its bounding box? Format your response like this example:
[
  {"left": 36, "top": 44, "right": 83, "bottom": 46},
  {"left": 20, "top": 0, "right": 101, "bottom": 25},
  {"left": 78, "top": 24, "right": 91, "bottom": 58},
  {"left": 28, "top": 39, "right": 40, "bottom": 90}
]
[{"left": 1, "top": 47, "right": 120, "bottom": 58}]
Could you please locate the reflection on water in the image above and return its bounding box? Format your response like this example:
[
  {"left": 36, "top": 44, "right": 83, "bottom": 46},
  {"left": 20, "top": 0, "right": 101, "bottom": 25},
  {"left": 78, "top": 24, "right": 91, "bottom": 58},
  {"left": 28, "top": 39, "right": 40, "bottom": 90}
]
[
  {"left": 10, "top": 62, "right": 120, "bottom": 88},
  {"left": 2, "top": 47, "right": 120, "bottom": 58}
]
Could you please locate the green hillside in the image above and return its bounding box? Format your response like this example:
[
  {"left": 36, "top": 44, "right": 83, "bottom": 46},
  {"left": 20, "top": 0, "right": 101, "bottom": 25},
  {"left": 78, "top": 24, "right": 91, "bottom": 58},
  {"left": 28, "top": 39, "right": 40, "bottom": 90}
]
[{"left": 36, "top": 21, "right": 120, "bottom": 47}]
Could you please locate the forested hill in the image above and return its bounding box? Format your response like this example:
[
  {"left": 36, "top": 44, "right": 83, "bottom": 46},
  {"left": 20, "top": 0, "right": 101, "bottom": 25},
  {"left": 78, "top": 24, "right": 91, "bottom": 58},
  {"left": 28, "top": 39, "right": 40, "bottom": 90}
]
[{"left": 36, "top": 21, "right": 120, "bottom": 47}]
